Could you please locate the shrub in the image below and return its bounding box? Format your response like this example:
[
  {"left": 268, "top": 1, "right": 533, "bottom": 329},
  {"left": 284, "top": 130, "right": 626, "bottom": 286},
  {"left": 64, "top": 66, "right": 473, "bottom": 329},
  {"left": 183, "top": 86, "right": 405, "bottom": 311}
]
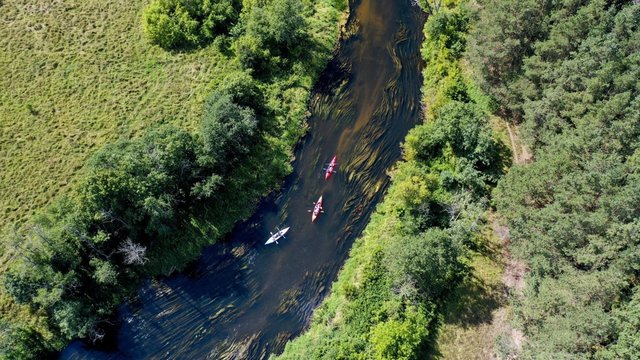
[
  {"left": 199, "top": 91, "right": 258, "bottom": 169},
  {"left": 405, "top": 101, "right": 503, "bottom": 184},
  {"left": 370, "top": 307, "right": 431, "bottom": 360},
  {"left": 142, "top": 0, "right": 240, "bottom": 50},
  {"left": 385, "top": 228, "right": 466, "bottom": 301},
  {"left": 236, "top": 0, "right": 307, "bottom": 74}
]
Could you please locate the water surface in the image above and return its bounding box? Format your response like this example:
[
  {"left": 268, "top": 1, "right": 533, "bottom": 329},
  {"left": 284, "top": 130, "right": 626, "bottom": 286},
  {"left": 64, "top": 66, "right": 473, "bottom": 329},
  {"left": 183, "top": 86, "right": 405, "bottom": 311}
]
[{"left": 61, "top": 0, "right": 425, "bottom": 358}]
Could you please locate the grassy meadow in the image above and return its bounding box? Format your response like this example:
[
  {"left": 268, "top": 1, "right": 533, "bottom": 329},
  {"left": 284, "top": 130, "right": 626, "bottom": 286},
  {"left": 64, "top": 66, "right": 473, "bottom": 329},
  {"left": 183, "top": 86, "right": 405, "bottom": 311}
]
[{"left": 0, "top": 0, "right": 231, "bottom": 232}]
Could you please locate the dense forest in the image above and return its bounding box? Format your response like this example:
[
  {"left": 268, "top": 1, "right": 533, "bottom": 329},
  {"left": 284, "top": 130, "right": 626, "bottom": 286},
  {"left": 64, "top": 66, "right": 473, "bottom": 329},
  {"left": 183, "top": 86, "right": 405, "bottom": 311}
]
[
  {"left": 0, "top": 0, "right": 346, "bottom": 358},
  {"left": 469, "top": 0, "right": 640, "bottom": 358}
]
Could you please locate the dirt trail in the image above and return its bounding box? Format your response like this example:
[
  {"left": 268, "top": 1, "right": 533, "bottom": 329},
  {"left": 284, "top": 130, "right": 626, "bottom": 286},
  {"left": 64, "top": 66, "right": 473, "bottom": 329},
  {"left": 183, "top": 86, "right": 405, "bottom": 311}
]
[
  {"left": 436, "top": 120, "right": 530, "bottom": 360},
  {"left": 506, "top": 122, "right": 532, "bottom": 164},
  {"left": 490, "top": 220, "right": 525, "bottom": 359},
  {"left": 488, "top": 122, "right": 530, "bottom": 359}
]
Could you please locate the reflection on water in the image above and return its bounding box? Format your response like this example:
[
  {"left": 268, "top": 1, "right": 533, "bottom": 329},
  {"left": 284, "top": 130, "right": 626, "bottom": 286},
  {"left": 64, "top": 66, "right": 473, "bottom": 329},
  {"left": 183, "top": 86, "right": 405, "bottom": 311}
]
[{"left": 61, "top": 0, "right": 425, "bottom": 358}]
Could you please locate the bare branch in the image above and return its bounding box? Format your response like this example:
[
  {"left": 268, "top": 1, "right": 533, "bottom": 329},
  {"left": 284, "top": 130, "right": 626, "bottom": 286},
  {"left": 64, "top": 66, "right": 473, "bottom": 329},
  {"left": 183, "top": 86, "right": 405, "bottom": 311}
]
[{"left": 118, "top": 239, "right": 148, "bottom": 266}]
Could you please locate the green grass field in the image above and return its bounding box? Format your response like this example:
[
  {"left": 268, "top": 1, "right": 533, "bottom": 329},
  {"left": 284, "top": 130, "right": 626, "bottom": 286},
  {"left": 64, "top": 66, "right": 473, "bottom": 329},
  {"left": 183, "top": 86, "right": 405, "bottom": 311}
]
[{"left": 0, "top": 0, "right": 233, "bottom": 231}]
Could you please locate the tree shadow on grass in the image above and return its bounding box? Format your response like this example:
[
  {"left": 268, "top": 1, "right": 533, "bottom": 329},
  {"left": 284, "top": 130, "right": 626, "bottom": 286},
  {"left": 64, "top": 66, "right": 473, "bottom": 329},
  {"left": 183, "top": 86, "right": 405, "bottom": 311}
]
[
  {"left": 424, "top": 250, "right": 507, "bottom": 359},
  {"left": 443, "top": 273, "right": 505, "bottom": 327},
  {"left": 424, "top": 277, "right": 506, "bottom": 358}
]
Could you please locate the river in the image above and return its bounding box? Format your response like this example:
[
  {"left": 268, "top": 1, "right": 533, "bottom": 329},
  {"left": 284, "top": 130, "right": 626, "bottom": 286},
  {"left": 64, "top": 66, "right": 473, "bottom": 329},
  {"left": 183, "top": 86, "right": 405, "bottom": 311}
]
[{"left": 61, "top": 0, "right": 424, "bottom": 358}]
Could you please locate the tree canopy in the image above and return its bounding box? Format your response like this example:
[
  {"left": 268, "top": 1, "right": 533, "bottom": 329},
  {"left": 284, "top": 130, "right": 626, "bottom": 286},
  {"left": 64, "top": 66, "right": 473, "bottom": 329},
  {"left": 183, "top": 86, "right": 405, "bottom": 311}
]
[
  {"left": 470, "top": 0, "right": 640, "bottom": 358},
  {"left": 142, "top": 0, "right": 241, "bottom": 49}
]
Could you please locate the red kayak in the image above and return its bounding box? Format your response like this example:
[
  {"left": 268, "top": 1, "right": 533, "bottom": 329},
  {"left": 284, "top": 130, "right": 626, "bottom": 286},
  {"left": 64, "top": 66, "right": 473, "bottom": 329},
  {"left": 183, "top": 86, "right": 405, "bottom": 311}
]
[
  {"left": 312, "top": 195, "right": 323, "bottom": 222},
  {"left": 324, "top": 156, "right": 337, "bottom": 180}
]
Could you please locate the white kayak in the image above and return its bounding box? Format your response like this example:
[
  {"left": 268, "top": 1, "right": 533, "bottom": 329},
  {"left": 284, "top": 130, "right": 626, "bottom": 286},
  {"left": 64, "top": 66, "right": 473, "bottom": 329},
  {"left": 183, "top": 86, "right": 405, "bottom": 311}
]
[{"left": 265, "top": 227, "right": 290, "bottom": 245}]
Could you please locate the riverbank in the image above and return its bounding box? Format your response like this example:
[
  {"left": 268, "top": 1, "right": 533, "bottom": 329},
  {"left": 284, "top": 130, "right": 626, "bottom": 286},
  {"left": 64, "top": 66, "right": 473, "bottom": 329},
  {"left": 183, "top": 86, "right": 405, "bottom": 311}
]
[
  {"left": 60, "top": 0, "right": 427, "bottom": 357},
  {"left": 274, "top": 1, "right": 510, "bottom": 358},
  {"left": 0, "top": 1, "right": 348, "bottom": 358}
]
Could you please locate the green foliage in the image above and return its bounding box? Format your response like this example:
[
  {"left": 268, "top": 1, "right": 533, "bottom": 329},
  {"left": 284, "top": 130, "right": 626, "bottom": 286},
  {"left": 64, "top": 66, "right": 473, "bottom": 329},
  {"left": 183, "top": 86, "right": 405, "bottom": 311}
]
[
  {"left": 407, "top": 102, "right": 501, "bottom": 172},
  {"left": 80, "top": 127, "right": 198, "bottom": 236},
  {"left": 215, "top": 70, "right": 265, "bottom": 112},
  {"left": 404, "top": 101, "right": 504, "bottom": 199},
  {"left": 597, "top": 289, "right": 640, "bottom": 360},
  {"left": 142, "top": 0, "right": 240, "bottom": 49},
  {"left": 90, "top": 258, "right": 118, "bottom": 285},
  {"left": 466, "top": 0, "right": 552, "bottom": 119},
  {"left": 470, "top": 1, "right": 640, "bottom": 358},
  {"left": 199, "top": 91, "right": 258, "bottom": 168},
  {"left": 370, "top": 307, "right": 431, "bottom": 360},
  {"left": 236, "top": 0, "right": 308, "bottom": 75},
  {"left": 425, "top": 8, "right": 469, "bottom": 58},
  {"left": 420, "top": 5, "right": 471, "bottom": 117},
  {"left": 386, "top": 229, "right": 466, "bottom": 301},
  {"left": 0, "top": 321, "right": 53, "bottom": 360}
]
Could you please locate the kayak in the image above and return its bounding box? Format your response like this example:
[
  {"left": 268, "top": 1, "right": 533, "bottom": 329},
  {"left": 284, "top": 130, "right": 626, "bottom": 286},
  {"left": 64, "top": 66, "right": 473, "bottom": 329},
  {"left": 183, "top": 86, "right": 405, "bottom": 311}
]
[
  {"left": 325, "top": 155, "right": 337, "bottom": 180},
  {"left": 265, "top": 227, "right": 290, "bottom": 245},
  {"left": 312, "top": 195, "right": 323, "bottom": 222}
]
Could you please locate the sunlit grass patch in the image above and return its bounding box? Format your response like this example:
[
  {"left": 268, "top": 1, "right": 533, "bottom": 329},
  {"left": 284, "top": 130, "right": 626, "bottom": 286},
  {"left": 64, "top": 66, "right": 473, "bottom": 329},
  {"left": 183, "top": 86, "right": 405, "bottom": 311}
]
[{"left": 0, "top": 0, "right": 231, "bottom": 230}]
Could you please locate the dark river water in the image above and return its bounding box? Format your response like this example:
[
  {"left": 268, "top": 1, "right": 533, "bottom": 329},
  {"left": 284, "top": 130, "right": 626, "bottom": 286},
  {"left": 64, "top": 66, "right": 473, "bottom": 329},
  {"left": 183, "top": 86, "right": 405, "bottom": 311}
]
[{"left": 61, "top": 0, "right": 424, "bottom": 358}]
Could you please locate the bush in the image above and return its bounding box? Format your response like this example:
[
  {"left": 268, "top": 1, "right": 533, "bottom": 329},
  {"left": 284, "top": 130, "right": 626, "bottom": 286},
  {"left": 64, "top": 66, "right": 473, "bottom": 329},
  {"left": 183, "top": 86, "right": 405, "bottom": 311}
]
[
  {"left": 425, "top": 9, "right": 469, "bottom": 58},
  {"left": 199, "top": 91, "right": 258, "bottom": 169},
  {"left": 405, "top": 101, "right": 503, "bottom": 186},
  {"left": 370, "top": 307, "right": 431, "bottom": 360},
  {"left": 142, "top": 0, "right": 240, "bottom": 50},
  {"left": 236, "top": 0, "right": 307, "bottom": 74},
  {"left": 0, "top": 322, "right": 53, "bottom": 360},
  {"left": 215, "top": 71, "right": 266, "bottom": 116},
  {"left": 385, "top": 229, "right": 466, "bottom": 301}
]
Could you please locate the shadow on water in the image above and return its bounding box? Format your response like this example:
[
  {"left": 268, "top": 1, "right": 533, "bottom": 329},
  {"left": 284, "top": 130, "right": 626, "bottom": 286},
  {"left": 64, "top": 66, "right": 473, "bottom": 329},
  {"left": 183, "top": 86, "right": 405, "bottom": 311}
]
[{"left": 61, "top": 0, "right": 425, "bottom": 358}]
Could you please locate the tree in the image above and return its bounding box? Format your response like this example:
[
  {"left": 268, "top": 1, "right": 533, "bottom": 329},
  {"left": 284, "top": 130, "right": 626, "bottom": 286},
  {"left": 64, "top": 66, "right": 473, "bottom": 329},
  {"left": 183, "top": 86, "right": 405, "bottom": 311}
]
[
  {"left": 0, "top": 321, "right": 52, "bottom": 360},
  {"left": 425, "top": 8, "right": 469, "bottom": 58},
  {"left": 199, "top": 91, "right": 257, "bottom": 169},
  {"left": 118, "top": 239, "right": 148, "bottom": 266},
  {"left": 485, "top": 3, "right": 640, "bottom": 357},
  {"left": 404, "top": 101, "right": 503, "bottom": 185},
  {"left": 386, "top": 228, "right": 466, "bottom": 301},
  {"left": 51, "top": 300, "right": 97, "bottom": 339},
  {"left": 142, "top": 0, "right": 240, "bottom": 50},
  {"left": 466, "top": 0, "right": 550, "bottom": 119},
  {"left": 90, "top": 258, "right": 118, "bottom": 285},
  {"left": 216, "top": 71, "right": 265, "bottom": 114},
  {"left": 236, "top": 0, "right": 307, "bottom": 74}
]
